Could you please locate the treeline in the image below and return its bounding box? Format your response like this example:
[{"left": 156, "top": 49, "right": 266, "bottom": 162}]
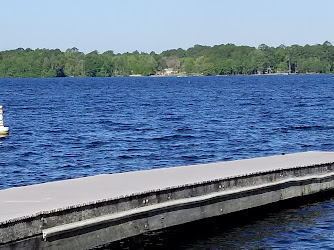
[{"left": 0, "top": 42, "right": 334, "bottom": 78}]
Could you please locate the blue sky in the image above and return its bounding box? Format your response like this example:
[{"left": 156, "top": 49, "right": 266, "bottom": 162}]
[{"left": 1, "top": 0, "right": 333, "bottom": 53}]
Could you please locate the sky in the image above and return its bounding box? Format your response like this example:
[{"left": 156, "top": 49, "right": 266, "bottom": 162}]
[{"left": 1, "top": 0, "right": 334, "bottom": 54}]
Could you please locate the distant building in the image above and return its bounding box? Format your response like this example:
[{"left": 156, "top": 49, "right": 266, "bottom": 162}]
[{"left": 164, "top": 68, "right": 174, "bottom": 76}]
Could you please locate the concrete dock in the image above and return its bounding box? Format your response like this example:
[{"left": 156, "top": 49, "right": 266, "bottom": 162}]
[{"left": 1, "top": 151, "right": 334, "bottom": 249}]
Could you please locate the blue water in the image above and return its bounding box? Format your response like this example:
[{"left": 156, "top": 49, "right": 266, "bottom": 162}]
[{"left": 1, "top": 75, "right": 334, "bottom": 248}]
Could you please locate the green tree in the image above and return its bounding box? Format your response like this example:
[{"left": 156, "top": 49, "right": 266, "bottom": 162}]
[
  {"left": 202, "top": 62, "right": 219, "bottom": 75},
  {"left": 0, "top": 42, "right": 333, "bottom": 78},
  {"left": 181, "top": 57, "right": 195, "bottom": 74}
]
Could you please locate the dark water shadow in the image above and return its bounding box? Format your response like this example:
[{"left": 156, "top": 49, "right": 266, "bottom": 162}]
[{"left": 99, "top": 191, "right": 334, "bottom": 250}]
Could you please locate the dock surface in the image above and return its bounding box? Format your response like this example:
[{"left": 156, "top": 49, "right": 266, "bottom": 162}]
[
  {"left": 1, "top": 151, "right": 334, "bottom": 249},
  {"left": 1, "top": 151, "right": 334, "bottom": 222}
]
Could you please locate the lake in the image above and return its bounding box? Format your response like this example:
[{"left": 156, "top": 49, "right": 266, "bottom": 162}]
[{"left": 1, "top": 75, "right": 334, "bottom": 248}]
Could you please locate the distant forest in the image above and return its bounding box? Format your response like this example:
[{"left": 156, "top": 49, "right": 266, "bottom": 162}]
[{"left": 0, "top": 41, "right": 334, "bottom": 78}]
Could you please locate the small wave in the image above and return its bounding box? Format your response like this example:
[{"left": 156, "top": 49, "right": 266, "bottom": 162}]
[
  {"left": 60, "top": 164, "right": 75, "bottom": 169},
  {"left": 152, "top": 134, "right": 195, "bottom": 141},
  {"left": 86, "top": 141, "right": 109, "bottom": 148},
  {"left": 21, "top": 106, "right": 34, "bottom": 110},
  {"left": 64, "top": 153, "right": 79, "bottom": 158},
  {"left": 293, "top": 125, "right": 334, "bottom": 131},
  {"left": 179, "top": 155, "right": 200, "bottom": 160},
  {"left": 99, "top": 120, "right": 124, "bottom": 127},
  {"left": 47, "top": 129, "right": 65, "bottom": 134},
  {"left": 294, "top": 103, "right": 308, "bottom": 107},
  {"left": 77, "top": 164, "right": 92, "bottom": 169},
  {"left": 135, "top": 127, "right": 154, "bottom": 132},
  {"left": 0, "top": 145, "right": 19, "bottom": 150},
  {"left": 159, "top": 115, "right": 185, "bottom": 121},
  {"left": 300, "top": 97, "right": 314, "bottom": 100},
  {"left": 176, "top": 127, "right": 192, "bottom": 132},
  {"left": 20, "top": 151, "right": 39, "bottom": 157},
  {"left": 118, "top": 155, "right": 134, "bottom": 159},
  {"left": 294, "top": 126, "right": 314, "bottom": 130}
]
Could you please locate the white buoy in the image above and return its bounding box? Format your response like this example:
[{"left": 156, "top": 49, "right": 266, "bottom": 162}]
[{"left": 0, "top": 105, "right": 9, "bottom": 135}]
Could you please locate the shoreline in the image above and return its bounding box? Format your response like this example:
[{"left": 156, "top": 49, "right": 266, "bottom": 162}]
[{"left": 0, "top": 72, "right": 330, "bottom": 79}]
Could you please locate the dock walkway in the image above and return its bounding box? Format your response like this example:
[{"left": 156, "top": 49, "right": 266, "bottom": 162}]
[{"left": 1, "top": 151, "right": 334, "bottom": 249}]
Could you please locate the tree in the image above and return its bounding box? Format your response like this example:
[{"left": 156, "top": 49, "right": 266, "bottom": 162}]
[
  {"left": 84, "top": 52, "right": 104, "bottom": 77},
  {"left": 66, "top": 47, "right": 82, "bottom": 54},
  {"left": 181, "top": 57, "right": 195, "bottom": 74},
  {"left": 0, "top": 41, "right": 333, "bottom": 78},
  {"left": 202, "top": 62, "right": 219, "bottom": 75}
]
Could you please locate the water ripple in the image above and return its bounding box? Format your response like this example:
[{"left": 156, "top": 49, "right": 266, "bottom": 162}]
[{"left": 1, "top": 75, "right": 334, "bottom": 247}]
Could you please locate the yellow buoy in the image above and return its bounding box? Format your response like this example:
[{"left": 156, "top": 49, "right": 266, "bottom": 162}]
[{"left": 0, "top": 105, "right": 9, "bottom": 135}]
